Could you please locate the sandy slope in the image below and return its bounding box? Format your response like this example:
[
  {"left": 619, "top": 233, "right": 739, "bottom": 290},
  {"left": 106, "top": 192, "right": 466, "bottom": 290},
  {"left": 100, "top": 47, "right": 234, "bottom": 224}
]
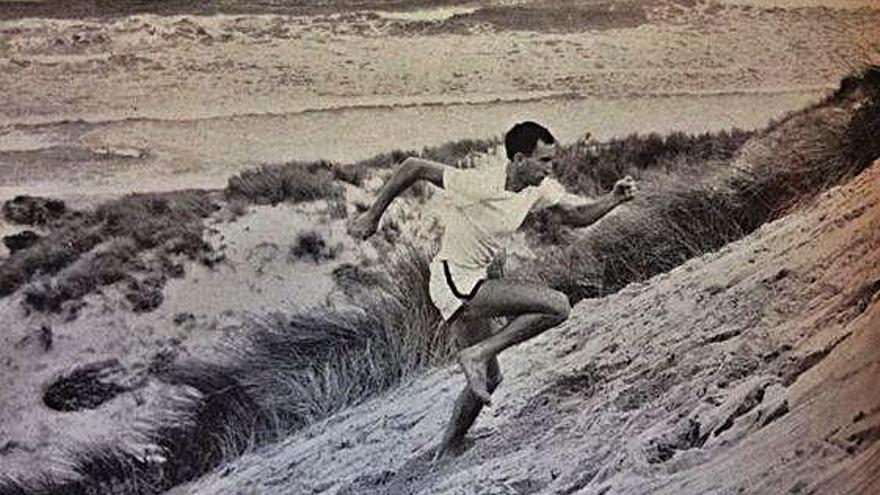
[
  {"left": 0, "top": 199, "right": 367, "bottom": 480},
  {"left": 172, "top": 161, "right": 880, "bottom": 495},
  {"left": 0, "top": 0, "right": 878, "bottom": 491}
]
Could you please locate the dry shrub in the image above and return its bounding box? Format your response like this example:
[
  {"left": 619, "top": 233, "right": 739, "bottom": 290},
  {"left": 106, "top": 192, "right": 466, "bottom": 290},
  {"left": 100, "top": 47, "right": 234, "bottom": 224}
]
[
  {"left": 2, "top": 195, "right": 67, "bottom": 226},
  {"left": 0, "top": 246, "right": 448, "bottom": 494},
  {"left": 331, "top": 162, "right": 370, "bottom": 186},
  {"left": 0, "top": 190, "right": 216, "bottom": 313},
  {"left": 528, "top": 66, "right": 880, "bottom": 303},
  {"left": 331, "top": 262, "right": 383, "bottom": 299},
  {"left": 3, "top": 230, "right": 41, "bottom": 253},
  {"left": 553, "top": 129, "right": 752, "bottom": 197},
  {"left": 23, "top": 239, "right": 137, "bottom": 313},
  {"left": 355, "top": 137, "right": 498, "bottom": 170},
  {"left": 226, "top": 161, "right": 342, "bottom": 205},
  {"left": 0, "top": 219, "right": 102, "bottom": 297},
  {"left": 95, "top": 191, "right": 215, "bottom": 255},
  {"left": 289, "top": 230, "right": 343, "bottom": 263},
  {"left": 42, "top": 359, "right": 131, "bottom": 412}
]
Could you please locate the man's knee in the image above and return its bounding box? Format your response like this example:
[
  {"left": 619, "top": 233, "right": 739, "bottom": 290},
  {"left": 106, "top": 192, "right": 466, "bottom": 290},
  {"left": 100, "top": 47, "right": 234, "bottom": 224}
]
[{"left": 547, "top": 291, "right": 571, "bottom": 323}]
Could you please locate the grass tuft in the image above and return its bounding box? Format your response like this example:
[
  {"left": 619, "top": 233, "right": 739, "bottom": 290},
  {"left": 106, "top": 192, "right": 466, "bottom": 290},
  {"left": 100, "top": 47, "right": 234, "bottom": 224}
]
[
  {"left": 0, "top": 190, "right": 216, "bottom": 314},
  {"left": 525, "top": 65, "right": 880, "bottom": 303},
  {"left": 0, "top": 247, "right": 448, "bottom": 494},
  {"left": 226, "top": 161, "right": 342, "bottom": 205},
  {"left": 289, "top": 230, "right": 343, "bottom": 263}
]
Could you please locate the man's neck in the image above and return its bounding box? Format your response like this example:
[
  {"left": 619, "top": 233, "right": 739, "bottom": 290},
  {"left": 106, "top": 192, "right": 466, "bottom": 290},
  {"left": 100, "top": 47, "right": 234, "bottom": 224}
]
[{"left": 504, "top": 161, "right": 529, "bottom": 193}]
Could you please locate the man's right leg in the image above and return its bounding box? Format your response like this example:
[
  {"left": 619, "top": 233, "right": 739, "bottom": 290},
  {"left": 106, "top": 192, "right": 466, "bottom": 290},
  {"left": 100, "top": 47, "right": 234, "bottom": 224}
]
[{"left": 434, "top": 316, "right": 501, "bottom": 460}]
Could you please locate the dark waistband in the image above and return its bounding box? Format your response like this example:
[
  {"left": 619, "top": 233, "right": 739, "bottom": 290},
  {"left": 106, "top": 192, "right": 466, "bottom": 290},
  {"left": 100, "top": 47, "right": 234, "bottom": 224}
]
[{"left": 442, "top": 260, "right": 484, "bottom": 301}]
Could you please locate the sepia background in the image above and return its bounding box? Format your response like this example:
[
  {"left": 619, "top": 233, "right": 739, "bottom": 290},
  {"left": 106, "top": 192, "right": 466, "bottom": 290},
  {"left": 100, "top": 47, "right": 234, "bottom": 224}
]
[{"left": 0, "top": 0, "right": 878, "bottom": 493}]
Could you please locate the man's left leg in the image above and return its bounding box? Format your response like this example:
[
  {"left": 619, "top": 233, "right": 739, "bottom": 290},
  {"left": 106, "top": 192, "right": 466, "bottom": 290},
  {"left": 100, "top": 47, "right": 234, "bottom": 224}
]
[
  {"left": 454, "top": 279, "right": 571, "bottom": 405},
  {"left": 434, "top": 315, "right": 501, "bottom": 460}
]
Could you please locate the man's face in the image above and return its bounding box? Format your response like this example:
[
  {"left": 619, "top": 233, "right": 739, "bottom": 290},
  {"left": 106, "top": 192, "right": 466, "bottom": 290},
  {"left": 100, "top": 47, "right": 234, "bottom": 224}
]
[{"left": 509, "top": 140, "right": 557, "bottom": 190}]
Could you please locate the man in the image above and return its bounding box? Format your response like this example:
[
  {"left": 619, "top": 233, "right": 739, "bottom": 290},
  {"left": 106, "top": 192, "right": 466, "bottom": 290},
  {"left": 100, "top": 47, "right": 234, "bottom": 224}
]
[{"left": 348, "top": 121, "right": 636, "bottom": 458}]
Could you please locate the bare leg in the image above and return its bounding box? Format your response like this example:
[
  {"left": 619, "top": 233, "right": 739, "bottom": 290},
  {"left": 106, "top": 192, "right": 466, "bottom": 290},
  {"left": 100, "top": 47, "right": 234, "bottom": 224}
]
[
  {"left": 434, "top": 280, "right": 570, "bottom": 459},
  {"left": 455, "top": 280, "right": 570, "bottom": 405},
  {"left": 434, "top": 317, "right": 501, "bottom": 460}
]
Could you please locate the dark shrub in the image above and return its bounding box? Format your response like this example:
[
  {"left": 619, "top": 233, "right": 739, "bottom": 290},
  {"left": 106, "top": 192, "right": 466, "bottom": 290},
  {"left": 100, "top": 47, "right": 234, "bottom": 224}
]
[
  {"left": 1, "top": 191, "right": 216, "bottom": 311},
  {"left": 3, "top": 230, "right": 40, "bottom": 253},
  {"left": 124, "top": 275, "right": 166, "bottom": 312},
  {"left": 2, "top": 195, "right": 66, "bottom": 225},
  {"left": 23, "top": 240, "right": 137, "bottom": 312},
  {"left": 43, "top": 359, "right": 133, "bottom": 412},
  {"left": 289, "top": 230, "right": 342, "bottom": 263},
  {"left": 332, "top": 163, "right": 369, "bottom": 186}
]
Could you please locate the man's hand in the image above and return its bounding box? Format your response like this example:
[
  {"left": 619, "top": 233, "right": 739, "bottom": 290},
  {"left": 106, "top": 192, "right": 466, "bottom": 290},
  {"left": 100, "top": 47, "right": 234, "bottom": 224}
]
[
  {"left": 486, "top": 250, "right": 507, "bottom": 279},
  {"left": 347, "top": 212, "right": 380, "bottom": 240},
  {"left": 612, "top": 176, "right": 637, "bottom": 203}
]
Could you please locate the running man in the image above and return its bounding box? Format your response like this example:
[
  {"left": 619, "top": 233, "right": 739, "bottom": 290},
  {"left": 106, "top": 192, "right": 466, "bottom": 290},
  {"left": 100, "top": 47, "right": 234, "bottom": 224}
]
[{"left": 348, "top": 122, "right": 636, "bottom": 458}]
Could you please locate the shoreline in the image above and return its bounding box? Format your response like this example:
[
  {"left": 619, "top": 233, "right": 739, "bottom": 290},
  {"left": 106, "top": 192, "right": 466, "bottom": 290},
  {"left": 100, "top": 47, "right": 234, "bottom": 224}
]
[
  {"left": 0, "top": 88, "right": 826, "bottom": 201},
  {"left": 0, "top": 84, "right": 834, "bottom": 129}
]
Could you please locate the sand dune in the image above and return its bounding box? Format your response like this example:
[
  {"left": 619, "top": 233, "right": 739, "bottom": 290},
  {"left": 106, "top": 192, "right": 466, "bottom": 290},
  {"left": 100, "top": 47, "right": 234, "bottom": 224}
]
[
  {"left": 0, "top": 0, "right": 878, "bottom": 493},
  {"left": 172, "top": 158, "right": 880, "bottom": 495}
]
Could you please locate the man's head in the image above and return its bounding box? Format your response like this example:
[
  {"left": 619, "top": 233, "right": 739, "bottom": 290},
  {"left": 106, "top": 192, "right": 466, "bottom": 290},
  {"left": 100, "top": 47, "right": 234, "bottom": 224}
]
[{"left": 504, "top": 121, "right": 557, "bottom": 191}]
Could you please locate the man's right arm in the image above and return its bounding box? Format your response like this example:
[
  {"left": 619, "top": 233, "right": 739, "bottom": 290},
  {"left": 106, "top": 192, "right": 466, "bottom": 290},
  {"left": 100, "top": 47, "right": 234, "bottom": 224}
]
[
  {"left": 554, "top": 176, "right": 636, "bottom": 228},
  {"left": 348, "top": 157, "right": 445, "bottom": 239}
]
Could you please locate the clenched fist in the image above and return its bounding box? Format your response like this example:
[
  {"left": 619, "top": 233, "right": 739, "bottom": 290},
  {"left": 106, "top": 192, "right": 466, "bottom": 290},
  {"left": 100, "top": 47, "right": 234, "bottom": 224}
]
[{"left": 612, "top": 175, "right": 637, "bottom": 203}]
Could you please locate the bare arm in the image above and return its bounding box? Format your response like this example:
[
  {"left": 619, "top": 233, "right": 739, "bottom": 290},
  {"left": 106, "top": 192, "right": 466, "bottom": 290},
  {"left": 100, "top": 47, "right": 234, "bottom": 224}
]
[
  {"left": 553, "top": 193, "right": 625, "bottom": 228},
  {"left": 543, "top": 175, "right": 636, "bottom": 229},
  {"left": 348, "top": 157, "right": 444, "bottom": 239},
  {"left": 367, "top": 157, "right": 443, "bottom": 218}
]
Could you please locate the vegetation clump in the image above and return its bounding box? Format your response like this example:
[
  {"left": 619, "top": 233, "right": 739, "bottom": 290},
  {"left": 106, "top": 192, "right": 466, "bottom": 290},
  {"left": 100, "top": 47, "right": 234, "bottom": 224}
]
[
  {"left": 289, "top": 230, "right": 343, "bottom": 263},
  {"left": 524, "top": 66, "right": 880, "bottom": 302},
  {"left": 225, "top": 161, "right": 342, "bottom": 205},
  {"left": 0, "top": 190, "right": 216, "bottom": 314},
  {"left": 2, "top": 195, "right": 67, "bottom": 226}
]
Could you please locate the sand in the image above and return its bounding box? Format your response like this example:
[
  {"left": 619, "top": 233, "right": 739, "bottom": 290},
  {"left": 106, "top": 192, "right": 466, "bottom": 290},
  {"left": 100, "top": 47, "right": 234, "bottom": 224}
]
[
  {"left": 172, "top": 158, "right": 880, "bottom": 495},
  {"left": 0, "top": 0, "right": 878, "bottom": 490}
]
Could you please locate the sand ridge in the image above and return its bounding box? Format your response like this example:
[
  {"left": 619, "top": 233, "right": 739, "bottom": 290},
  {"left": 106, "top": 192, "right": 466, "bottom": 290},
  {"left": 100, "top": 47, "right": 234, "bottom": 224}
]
[{"left": 172, "top": 159, "right": 880, "bottom": 495}]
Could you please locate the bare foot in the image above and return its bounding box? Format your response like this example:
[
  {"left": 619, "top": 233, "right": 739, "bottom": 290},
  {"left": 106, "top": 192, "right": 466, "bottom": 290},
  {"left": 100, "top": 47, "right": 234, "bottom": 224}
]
[
  {"left": 457, "top": 349, "right": 492, "bottom": 405},
  {"left": 432, "top": 440, "right": 454, "bottom": 463},
  {"left": 431, "top": 436, "right": 472, "bottom": 463}
]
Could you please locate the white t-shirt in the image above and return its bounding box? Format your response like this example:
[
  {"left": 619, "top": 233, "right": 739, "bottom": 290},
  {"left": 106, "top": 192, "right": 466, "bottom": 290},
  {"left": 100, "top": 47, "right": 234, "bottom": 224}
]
[{"left": 428, "top": 148, "right": 567, "bottom": 320}]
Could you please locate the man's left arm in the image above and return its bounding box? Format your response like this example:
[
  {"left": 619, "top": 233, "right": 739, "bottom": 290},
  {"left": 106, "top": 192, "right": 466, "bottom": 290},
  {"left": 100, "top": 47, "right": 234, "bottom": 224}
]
[{"left": 553, "top": 176, "right": 636, "bottom": 228}]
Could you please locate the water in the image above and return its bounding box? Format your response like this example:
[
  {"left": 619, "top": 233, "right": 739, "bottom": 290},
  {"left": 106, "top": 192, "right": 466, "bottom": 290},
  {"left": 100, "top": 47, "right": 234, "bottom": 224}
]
[
  {"left": 372, "top": 6, "right": 479, "bottom": 21},
  {"left": 102, "top": 89, "right": 824, "bottom": 166},
  {"left": 2, "top": 88, "right": 828, "bottom": 197}
]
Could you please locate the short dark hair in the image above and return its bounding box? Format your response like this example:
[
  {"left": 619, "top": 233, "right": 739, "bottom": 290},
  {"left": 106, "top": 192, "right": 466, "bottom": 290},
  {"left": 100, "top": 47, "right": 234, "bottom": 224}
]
[{"left": 504, "top": 121, "right": 556, "bottom": 160}]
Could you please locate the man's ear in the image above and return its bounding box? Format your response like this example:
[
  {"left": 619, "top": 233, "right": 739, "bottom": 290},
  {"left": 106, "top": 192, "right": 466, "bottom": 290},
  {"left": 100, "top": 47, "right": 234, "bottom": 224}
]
[{"left": 512, "top": 151, "right": 527, "bottom": 164}]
